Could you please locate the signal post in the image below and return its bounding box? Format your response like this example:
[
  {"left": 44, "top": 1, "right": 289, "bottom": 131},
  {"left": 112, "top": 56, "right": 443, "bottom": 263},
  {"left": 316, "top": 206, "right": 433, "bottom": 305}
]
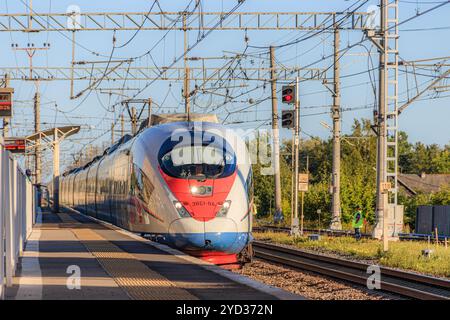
[{"left": 281, "top": 79, "right": 300, "bottom": 236}]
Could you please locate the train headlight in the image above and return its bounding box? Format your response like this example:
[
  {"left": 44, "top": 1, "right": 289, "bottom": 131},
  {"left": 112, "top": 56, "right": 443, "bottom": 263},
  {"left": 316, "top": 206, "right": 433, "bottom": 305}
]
[
  {"left": 174, "top": 202, "right": 182, "bottom": 209},
  {"left": 173, "top": 201, "right": 191, "bottom": 218},
  {"left": 216, "top": 200, "right": 231, "bottom": 217},
  {"left": 191, "top": 186, "right": 199, "bottom": 194},
  {"left": 190, "top": 185, "right": 212, "bottom": 196}
]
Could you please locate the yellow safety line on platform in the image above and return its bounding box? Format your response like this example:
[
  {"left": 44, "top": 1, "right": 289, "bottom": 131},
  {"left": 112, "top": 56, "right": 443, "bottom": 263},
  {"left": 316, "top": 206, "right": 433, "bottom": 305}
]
[{"left": 56, "top": 212, "right": 197, "bottom": 300}]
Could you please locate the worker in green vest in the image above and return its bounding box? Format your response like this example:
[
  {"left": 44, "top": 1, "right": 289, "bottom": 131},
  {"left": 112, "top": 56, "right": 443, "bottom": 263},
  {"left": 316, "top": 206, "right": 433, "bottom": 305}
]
[{"left": 352, "top": 207, "right": 364, "bottom": 241}]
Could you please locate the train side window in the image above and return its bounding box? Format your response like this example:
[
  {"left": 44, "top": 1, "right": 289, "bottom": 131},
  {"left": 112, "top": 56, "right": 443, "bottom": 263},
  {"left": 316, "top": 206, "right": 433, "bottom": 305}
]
[
  {"left": 131, "top": 164, "right": 155, "bottom": 204},
  {"left": 142, "top": 171, "right": 155, "bottom": 203}
]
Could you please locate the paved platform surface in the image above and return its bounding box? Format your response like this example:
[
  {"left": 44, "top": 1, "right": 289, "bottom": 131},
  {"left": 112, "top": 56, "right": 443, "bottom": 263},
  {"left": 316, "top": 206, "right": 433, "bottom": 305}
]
[{"left": 6, "top": 208, "right": 301, "bottom": 300}]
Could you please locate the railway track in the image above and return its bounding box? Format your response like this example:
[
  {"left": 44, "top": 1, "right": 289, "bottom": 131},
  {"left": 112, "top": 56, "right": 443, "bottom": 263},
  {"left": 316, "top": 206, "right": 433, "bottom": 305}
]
[
  {"left": 253, "top": 241, "right": 450, "bottom": 300},
  {"left": 254, "top": 225, "right": 372, "bottom": 239},
  {"left": 254, "top": 225, "right": 437, "bottom": 241}
]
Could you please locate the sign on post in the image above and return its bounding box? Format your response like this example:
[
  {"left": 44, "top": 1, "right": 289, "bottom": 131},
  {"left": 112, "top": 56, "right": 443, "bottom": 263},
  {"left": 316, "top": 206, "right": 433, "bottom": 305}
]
[
  {"left": 380, "top": 182, "right": 391, "bottom": 193},
  {"left": 0, "top": 88, "right": 14, "bottom": 117},
  {"left": 299, "top": 173, "right": 309, "bottom": 192},
  {"left": 4, "top": 138, "right": 25, "bottom": 154}
]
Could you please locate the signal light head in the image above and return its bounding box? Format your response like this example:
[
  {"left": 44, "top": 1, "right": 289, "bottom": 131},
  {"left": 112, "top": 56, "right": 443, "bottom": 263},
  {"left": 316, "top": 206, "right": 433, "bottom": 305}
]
[
  {"left": 284, "top": 95, "right": 292, "bottom": 102},
  {"left": 281, "top": 110, "right": 295, "bottom": 129},
  {"left": 282, "top": 85, "right": 296, "bottom": 105}
]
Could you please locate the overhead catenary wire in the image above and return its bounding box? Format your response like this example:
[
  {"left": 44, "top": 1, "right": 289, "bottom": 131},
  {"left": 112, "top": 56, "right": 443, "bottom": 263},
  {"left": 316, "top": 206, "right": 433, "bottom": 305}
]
[
  {"left": 107, "top": 0, "right": 247, "bottom": 112},
  {"left": 219, "top": 1, "right": 449, "bottom": 122},
  {"left": 247, "top": 0, "right": 371, "bottom": 50},
  {"left": 6, "top": 0, "right": 450, "bottom": 170}
]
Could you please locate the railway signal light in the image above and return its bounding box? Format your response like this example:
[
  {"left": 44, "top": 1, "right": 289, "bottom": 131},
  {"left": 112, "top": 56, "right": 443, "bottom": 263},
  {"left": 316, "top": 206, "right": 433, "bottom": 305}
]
[
  {"left": 282, "top": 110, "right": 295, "bottom": 129},
  {"left": 282, "top": 85, "right": 295, "bottom": 104}
]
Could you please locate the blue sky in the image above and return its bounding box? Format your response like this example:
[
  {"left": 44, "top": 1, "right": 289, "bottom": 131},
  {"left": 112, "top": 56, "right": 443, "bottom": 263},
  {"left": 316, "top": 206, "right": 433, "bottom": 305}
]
[{"left": 1, "top": 0, "right": 449, "bottom": 174}]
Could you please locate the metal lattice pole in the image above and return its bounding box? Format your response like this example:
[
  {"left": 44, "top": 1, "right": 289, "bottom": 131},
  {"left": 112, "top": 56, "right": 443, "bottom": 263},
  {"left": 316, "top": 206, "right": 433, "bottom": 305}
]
[
  {"left": 385, "top": 0, "right": 400, "bottom": 238},
  {"left": 374, "top": 0, "right": 399, "bottom": 249}
]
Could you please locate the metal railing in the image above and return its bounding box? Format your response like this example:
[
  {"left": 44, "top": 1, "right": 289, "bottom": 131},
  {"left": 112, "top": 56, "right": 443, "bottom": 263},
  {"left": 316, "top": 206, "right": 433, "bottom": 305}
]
[{"left": 0, "top": 139, "right": 35, "bottom": 299}]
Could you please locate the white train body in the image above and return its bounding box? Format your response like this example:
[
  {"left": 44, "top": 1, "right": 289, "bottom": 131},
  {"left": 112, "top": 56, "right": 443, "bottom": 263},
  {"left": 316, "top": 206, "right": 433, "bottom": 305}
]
[{"left": 59, "top": 120, "right": 254, "bottom": 264}]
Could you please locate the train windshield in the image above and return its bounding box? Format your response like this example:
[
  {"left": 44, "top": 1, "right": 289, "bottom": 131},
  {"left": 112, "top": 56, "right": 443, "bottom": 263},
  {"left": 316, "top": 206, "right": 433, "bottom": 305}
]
[{"left": 159, "top": 136, "right": 236, "bottom": 180}]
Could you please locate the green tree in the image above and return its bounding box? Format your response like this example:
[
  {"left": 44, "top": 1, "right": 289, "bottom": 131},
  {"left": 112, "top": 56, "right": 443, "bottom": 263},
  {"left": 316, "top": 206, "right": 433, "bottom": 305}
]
[
  {"left": 398, "top": 131, "right": 413, "bottom": 173},
  {"left": 430, "top": 147, "right": 450, "bottom": 173},
  {"left": 252, "top": 118, "right": 449, "bottom": 230}
]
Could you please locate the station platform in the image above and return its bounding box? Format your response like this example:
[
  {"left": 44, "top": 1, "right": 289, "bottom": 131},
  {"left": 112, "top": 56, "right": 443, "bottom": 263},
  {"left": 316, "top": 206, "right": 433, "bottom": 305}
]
[{"left": 5, "top": 208, "right": 301, "bottom": 300}]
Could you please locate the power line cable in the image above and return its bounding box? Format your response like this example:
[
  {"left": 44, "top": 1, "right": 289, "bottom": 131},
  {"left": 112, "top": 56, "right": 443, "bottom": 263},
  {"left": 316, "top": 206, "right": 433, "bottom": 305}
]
[
  {"left": 248, "top": 0, "right": 371, "bottom": 50},
  {"left": 108, "top": 0, "right": 247, "bottom": 111},
  {"left": 115, "top": 0, "right": 159, "bottom": 49}
]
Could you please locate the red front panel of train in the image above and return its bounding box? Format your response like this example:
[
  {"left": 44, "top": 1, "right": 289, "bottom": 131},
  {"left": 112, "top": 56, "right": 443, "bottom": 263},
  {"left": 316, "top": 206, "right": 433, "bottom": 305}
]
[{"left": 160, "top": 168, "right": 236, "bottom": 221}]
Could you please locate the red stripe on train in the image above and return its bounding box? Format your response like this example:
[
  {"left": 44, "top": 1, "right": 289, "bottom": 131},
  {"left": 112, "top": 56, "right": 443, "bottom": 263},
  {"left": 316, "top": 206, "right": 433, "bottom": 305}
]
[{"left": 159, "top": 167, "right": 237, "bottom": 222}]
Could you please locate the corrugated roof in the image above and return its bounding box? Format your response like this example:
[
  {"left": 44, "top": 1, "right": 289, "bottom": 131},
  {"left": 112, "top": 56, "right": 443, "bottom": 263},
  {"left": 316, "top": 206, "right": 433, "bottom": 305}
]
[{"left": 398, "top": 173, "right": 450, "bottom": 195}]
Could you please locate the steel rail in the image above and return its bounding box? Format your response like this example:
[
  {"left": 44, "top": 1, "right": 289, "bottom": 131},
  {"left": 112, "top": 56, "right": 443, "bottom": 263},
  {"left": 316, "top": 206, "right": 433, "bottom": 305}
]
[
  {"left": 254, "top": 225, "right": 437, "bottom": 241},
  {"left": 253, "top": 241, "right": 450, "bottom": 300},
  {"left": 254, "top": 225, "right": 372, "bottom": 238}
]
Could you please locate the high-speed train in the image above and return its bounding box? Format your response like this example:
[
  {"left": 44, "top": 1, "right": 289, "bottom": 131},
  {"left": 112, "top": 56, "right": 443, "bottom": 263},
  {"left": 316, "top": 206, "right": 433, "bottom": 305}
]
[{"left": 58, "top": 114, "right": 254, "bottom": 265}]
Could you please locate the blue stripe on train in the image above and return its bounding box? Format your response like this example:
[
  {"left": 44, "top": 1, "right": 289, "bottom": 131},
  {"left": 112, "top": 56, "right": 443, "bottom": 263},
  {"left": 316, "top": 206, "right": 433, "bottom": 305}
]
[{"left": 156, "top": 232, "right": 252, "bottom": 254}]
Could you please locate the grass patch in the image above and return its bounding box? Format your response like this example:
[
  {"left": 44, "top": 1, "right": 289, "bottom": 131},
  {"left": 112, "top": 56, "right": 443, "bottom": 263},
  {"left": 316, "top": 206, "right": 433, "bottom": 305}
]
[{"left": 254, "top": 231, "right": 450, "bottom": 278}]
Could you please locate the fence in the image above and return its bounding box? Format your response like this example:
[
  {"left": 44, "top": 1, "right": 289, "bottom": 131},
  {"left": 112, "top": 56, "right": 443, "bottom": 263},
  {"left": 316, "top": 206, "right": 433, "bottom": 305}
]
[
  {"left": 416, "top": 205, "right": 450, "bottom": 237},
  {"left": 0, "top": 140, "right": 35, "bottom": 299}
]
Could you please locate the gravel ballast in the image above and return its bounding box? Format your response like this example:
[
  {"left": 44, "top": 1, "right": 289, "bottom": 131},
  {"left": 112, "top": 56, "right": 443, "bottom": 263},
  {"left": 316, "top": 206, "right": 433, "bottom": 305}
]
[{"left": 233, "top": 259, "right": 399, "bottom": 300}]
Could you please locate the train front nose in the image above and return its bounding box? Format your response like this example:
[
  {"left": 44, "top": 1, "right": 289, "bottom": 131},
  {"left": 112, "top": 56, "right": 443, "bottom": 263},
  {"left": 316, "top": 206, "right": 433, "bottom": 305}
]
[
  {"left": 158, "top": 128, "right": 249, "bottom": 263},
  {"left": 168, "top": 218, "right": 239, "bottom": 251},
  {"left": 203, "top": 219, "right": 250, "bottom": 253}
]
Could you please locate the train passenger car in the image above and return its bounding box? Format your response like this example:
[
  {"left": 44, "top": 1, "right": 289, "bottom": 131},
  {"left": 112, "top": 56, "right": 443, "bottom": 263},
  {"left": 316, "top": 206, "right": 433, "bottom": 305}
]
[{"left": 58, "top": 114, "right": 254, "bottom": 265}]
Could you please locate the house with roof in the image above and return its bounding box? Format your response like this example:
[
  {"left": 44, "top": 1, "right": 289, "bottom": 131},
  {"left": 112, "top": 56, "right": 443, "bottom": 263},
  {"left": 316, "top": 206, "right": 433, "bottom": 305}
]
[{"left": 398, "top": 173, "right": 450, "bottom": 196}]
